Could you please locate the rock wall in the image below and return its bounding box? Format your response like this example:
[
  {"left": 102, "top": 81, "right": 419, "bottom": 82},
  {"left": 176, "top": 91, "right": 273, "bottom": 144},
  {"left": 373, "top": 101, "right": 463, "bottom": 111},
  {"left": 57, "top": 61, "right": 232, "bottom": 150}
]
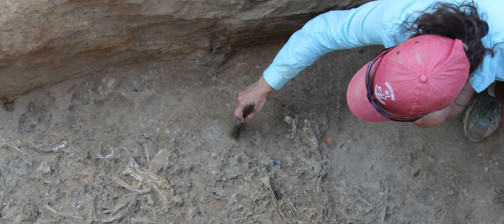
[{"left": 0, "top": 0, "right": 370, "bottom": 99}]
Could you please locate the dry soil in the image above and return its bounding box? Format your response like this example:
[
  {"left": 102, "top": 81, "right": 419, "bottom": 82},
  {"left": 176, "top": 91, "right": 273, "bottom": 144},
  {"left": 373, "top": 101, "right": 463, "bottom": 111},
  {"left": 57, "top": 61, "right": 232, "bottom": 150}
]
[{"left": 0, "top": 43, "right": 503, "bottom": 223}]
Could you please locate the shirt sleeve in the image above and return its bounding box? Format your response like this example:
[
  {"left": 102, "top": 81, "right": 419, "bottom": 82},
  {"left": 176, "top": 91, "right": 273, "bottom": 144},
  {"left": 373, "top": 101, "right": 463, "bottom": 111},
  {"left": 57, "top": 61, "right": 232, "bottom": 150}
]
[
  {"left": 469, "top": 47, "right": 504, "bottom": 92},
  {"left": 467, "top": 0, "right": 504, "bottom": 92},
  {"left": 263, "top": 1, "right": 389, "bottom": 90}
]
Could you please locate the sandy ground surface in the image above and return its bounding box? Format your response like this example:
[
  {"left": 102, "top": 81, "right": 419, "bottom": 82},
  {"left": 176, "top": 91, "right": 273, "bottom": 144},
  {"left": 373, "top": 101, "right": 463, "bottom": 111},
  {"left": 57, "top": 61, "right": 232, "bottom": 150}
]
[{"left": 0, "top": 43, "right": 503, "bottom": 223}]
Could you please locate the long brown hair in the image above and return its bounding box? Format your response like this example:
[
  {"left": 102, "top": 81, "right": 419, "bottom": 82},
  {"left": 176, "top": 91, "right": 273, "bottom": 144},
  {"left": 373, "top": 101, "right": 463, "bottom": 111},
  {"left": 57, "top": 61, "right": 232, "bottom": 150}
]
[{"left": 406, "top": 1, "right": 491, "bottom": 73}]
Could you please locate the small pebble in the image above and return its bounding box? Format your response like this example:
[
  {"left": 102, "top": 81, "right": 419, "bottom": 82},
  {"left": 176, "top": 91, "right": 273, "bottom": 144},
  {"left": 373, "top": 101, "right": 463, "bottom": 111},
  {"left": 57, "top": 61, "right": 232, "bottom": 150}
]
[{"left": 37, "top": 161, "right": 51, "bottom": 174}]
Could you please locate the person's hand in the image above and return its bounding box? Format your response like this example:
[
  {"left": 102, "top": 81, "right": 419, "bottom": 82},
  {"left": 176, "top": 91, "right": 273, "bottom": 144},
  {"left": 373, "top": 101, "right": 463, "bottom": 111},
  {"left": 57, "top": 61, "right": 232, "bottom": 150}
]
[
  {"left": 414, "top": 82, "right": 475, "bottom": 128},
  {"left": 234, "top": 76, "right": 273, "bottom": 122}
]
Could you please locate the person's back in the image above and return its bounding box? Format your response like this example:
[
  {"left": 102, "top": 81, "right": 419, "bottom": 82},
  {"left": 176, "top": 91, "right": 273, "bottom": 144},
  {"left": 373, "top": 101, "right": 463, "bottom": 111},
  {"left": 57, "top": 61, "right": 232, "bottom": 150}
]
[{"left": 233, "top": 0, "right": 504, "bottom": 142}]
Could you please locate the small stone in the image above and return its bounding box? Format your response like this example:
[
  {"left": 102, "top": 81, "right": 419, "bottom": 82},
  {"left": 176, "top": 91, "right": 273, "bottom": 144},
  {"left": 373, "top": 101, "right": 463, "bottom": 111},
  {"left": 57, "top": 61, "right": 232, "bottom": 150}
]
[
  {"left": 283, "top": 115, "right": 292, "bottom": 124},
  {"left": 150, "top": 149, "right": 171, "bottom": 173},
  {"left": 51, "top": 140, "right": 68, "bottom": 151},
  {"left": 301, "top": 119, "right": 318, "bottom": 150},
  {"left": 324, "top": 136, "right": 333, "bottom": 144},
  {"left": 37, "top": 161, "right": 51, "bottom": 174}
]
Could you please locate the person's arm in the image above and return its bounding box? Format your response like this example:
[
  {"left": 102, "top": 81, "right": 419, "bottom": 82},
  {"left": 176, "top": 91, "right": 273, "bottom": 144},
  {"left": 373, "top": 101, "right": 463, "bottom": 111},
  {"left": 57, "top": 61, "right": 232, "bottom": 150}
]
[
  {"left": 263, "top": 1, "right": 389, "bottom": 90},
  {"left": 235, "top": 1, "right": 389, "bottom": 121},
  {"left": 414, "top": 82, "right": 475, "bottom": 128}
]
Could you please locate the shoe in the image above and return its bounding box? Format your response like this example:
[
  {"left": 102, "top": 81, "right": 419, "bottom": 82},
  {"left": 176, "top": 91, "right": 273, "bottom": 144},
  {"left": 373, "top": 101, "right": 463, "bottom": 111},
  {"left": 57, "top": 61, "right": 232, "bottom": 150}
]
[{"left": 463, "top": 90, "right": 502, "bottom": 142}]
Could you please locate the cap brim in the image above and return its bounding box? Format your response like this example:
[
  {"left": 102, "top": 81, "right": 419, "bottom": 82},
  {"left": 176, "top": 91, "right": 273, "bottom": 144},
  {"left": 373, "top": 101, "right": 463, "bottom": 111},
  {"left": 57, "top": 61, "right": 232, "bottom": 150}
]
[{"left": 346, "top": 61, "right": 390, "bottom": 122}]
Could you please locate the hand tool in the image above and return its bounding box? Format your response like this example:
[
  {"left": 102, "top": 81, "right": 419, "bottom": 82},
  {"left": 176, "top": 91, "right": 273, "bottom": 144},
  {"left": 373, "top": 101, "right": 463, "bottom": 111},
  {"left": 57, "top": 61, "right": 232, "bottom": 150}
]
[{"left": 229, "top": 102, "right": 255, "bottom": 139}]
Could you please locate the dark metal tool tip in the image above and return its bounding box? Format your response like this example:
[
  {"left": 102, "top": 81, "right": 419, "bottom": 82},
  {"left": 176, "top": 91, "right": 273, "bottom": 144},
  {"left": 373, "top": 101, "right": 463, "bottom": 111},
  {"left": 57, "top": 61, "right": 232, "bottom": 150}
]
[{"left": 229, "top": 102, "right": 255, "bottom": 139}]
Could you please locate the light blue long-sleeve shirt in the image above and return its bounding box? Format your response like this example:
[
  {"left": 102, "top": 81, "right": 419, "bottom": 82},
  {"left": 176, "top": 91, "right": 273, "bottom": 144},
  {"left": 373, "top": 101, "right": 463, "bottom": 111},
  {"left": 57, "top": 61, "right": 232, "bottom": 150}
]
[{"left": 263, "top": 0, "right": 504, "bottom": 93}]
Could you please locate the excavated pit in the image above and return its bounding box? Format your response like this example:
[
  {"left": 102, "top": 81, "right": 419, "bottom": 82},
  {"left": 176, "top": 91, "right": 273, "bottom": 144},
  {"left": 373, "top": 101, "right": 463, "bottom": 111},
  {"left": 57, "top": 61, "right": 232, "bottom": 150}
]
[{"left": 0, "top": 42, "right": 503, "bottom": 223}]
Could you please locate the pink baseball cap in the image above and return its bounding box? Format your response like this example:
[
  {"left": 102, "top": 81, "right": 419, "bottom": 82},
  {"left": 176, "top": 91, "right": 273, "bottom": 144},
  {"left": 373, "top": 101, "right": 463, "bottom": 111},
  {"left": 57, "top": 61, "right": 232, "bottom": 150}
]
[{"left": 347, "top": 34, "right": 470, "bottom": 122}]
